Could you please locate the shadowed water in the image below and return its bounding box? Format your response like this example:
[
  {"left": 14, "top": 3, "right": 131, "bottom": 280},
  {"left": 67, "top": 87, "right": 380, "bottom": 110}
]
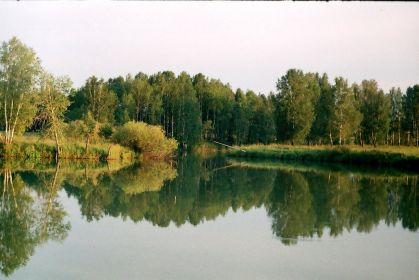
[{"left": 1, "top": 157, "right": 418, "bottom": 279}]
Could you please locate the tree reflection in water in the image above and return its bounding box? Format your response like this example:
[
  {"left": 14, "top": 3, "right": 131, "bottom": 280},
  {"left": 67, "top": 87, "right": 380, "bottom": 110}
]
[
  {"left": 0, "top": 166, "right": 70, "bottom": 276},
  {"left": 0, "top": 157, "right": 418, "bottom": 277},
  {"left": 64, "top": 156, "right": 418, "bottom": 242}
]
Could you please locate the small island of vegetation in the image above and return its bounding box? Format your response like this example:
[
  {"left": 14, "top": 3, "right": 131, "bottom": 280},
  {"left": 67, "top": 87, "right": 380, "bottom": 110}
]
[{"left": 0, "top": 37, "right": 418, "bottom": 168}]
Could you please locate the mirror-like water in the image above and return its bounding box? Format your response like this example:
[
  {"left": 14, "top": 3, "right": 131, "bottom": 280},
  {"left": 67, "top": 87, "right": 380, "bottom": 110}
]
[{"left": 1, "top": 157, "right": 418, "bottom": 280}]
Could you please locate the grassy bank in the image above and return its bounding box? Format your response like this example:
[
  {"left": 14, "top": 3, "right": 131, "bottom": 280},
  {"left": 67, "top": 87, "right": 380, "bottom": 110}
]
[
  {"left": 225, "top": 144, "right": 419, "bottom": 171},
  {"left": 226, "top": 158, "right": 418, "bottom": 177},
  {"left": 0, "top": 136, "right": 134, "bottom": 161}
]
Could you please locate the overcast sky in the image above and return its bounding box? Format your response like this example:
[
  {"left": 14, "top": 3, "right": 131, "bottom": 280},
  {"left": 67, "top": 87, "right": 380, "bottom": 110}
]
[{"left": 1, "top": 2, "right": 418, "bottom": 94}]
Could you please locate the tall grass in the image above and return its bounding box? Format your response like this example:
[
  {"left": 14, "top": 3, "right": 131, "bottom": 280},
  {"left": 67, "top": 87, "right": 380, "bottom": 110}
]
[
  {"left": 226, "top": 144, "right": 419, "bottom": 171},
  {"left": 0, "top": 134, "right": 134, "bottom": 161}
]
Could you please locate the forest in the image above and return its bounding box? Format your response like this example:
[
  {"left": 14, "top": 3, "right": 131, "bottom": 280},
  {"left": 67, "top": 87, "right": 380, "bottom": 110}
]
[{"left": 0, "top": 37, "right": 418, "bottom": 156}]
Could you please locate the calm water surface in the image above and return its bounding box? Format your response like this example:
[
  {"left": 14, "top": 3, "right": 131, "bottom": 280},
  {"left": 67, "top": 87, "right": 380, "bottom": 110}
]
[{"left": 1, "top": 157, "right": 418, "bottom": 280}]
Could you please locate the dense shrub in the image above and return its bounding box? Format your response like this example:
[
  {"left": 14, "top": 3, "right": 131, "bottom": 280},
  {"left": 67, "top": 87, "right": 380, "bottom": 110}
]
[
  {"left": 99, "top": 123, "right": 114, "bottom": 139},
  {"left": 113, "top": 121, "right": 178, "bottom": 159}
]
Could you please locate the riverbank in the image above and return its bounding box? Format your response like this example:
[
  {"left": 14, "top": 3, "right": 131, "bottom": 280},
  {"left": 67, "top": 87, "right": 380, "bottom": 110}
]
[
  {"left": 0, "top": 137, "right": 134, "bottom": 161},
  {"left": 225, "top": 144, "right": 419, "bottom": 171}
]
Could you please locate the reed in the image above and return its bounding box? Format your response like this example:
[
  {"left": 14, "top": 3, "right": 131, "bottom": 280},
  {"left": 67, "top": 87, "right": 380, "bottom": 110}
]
[{"left": 0, "top": 138, "right": 134, "bottom": 161}]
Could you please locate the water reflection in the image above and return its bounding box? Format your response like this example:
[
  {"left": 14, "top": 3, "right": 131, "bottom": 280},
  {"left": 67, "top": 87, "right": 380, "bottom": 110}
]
[
  {"left": 0, "top": 166, "right": 70, "bottom": 276},
  {"left": 64, "top": 157, "right": 417, "bottom": 239},
  {"left": 0, "top": 157, "right": 418, "bottom": 277}
]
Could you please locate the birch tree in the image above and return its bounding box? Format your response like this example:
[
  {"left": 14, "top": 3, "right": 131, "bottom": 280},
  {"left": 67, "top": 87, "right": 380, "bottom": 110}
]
[
  {"left": 333, "top": 77, "right": 362, "bottom": 145},
  {"left": 0, "top": 37, "right": 41, "bottom": 144},
  {"left": 39, "top": 72, "right": 71, "bottom": 160},
  {"left": 389, "top": 87, "right": 403, "bottom": 145},
  {"left": 131, "top": 73, "right": 152, "bottom": 122},
  {"left": 275, "top": 69, "right": 319, "bottom": 144}
]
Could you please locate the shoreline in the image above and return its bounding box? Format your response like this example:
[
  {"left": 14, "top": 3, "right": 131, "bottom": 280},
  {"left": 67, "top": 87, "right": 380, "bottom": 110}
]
[
  {"left": 0, "top": 141, "right": 134, "bottom": 162},
  {"left": 225, "top": 144, "right": 419, "bottom": 172}
]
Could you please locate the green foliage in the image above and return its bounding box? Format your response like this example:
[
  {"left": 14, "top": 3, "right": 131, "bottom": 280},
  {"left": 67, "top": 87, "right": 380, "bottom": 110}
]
[
  {"left": 0, "top": 139, "right": 132, "bottom": 161},
  {"left": 332, "top": 77, "right": 362, "bottom": 144},
  {"left": 389, "top": 87, "right": 403, "bottom": 145},
  {"left": 113, "top": 121, "right": 178, "bottom": 159},
  {"left": 37, "top": 72, "right": 72, "bottom": 153},
  {"left": 359, "top": 80, "right": 391, "bottom": 146},
  {"left": 0, "top": 37, "right": 41, "bottom": 143},
  {"left": 99, "top": 123, "right": 114, "bottom": 139},
  {"left": 226, "top": 144, "right": 419, "bottom": 172},
  {"left": 0, "top": 155, "right": 417, "bottom": 277},
  {"left": 402, "top": 85, "right": 419, "bottom": 145},
  {"left": 309, "top": 73, "right": 334, "bottom": 144},
  {"left": 107, "top": 76, "right": 132, "bottom": 125},
  {"left": 130, "top": 73, "right": 154, "bottom": 121},
  {"left": 111, "top": 161, "right": 177, "bottom": 194},
  {"left": 38, "top": 156, "right": 419, "bottom": 241},
  {"left": 65, "top": 120, "right": 87, "bottom": 142},
  {"left": 2, "top": 37, "right": 419, "bottom": 151},
  {"left": 66, "top": 76, "right": 117, "bottom": 123},
  {"left": 65, "top": 113, "right": 97, "bottom": 143},
  {"left": 275, "top": 69, "right": 320, "bottom": 144},
  {"left": 232, "top": 89, "right": 250, "bottom": 144},
  {"left": 247, "top": 92, "right": 276, "bottom": 144},
  {"left": 0, "top": 172, "right": 70, "bottom": 276}
]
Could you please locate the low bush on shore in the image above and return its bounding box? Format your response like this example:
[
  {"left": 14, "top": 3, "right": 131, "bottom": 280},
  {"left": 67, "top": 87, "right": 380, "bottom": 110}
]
[{"left": 113, "top": 121, "right": 178, "bottom": 160}]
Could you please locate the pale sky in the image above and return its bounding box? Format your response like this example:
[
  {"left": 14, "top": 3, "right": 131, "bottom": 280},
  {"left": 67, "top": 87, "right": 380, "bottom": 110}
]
[{"left": 1, "top": 1, "right": 418, "bottom": 94}]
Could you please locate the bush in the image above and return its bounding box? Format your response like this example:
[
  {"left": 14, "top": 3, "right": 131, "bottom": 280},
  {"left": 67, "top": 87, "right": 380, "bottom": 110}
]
[
  {"left": 65, "top": 119, "right": 99, "bottom": 143},
  {"left": 99, "top": 123, "right": 114, "bottom": 139},
  {"left": 113, "top": 121, "right": 178, "bottom": 159},
  {"left": 65, "top": 120, "right": 87, "bottom": 141}
]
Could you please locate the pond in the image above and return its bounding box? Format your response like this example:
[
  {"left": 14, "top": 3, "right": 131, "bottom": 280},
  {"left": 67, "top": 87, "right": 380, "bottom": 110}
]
[{"left": 1, "top": 157, "right": 418, "bottom": 280}]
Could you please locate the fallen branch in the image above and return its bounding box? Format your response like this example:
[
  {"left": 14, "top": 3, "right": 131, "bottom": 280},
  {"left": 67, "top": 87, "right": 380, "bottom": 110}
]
[{"left": 211, "top": 141, "right": 246, "bottom": 152}]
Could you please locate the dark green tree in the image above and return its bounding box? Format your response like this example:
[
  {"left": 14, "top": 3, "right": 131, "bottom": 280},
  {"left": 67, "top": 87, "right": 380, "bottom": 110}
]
[
  {"left": 359, "top": 80, "right": 390, "bottom": 146},
  {"left": 67, "top": 76, "right": 116, "bottom": 123},
  {"left": 402, "top": 85, "right": 419, "bottom": 146},
  {"left": 309, "top": 73, "right": 334, "bottom": 145},
  {"left": 275, "top": 69, "right": 320, "bottom": 144}
]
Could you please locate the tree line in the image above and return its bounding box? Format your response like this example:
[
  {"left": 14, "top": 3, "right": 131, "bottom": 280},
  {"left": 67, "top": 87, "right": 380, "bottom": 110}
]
[{"left": 1, "top": 37, "right": 418, "bottom": 149}]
